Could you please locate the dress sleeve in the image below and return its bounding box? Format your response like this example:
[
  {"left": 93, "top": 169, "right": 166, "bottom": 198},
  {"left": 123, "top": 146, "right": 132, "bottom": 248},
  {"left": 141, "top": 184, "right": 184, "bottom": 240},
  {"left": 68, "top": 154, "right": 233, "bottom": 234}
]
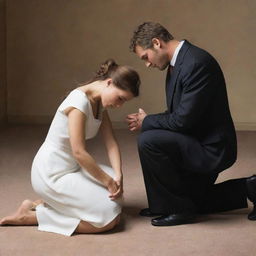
[{"left": 58, "top": 89, "right": 90, "bottom": 116}]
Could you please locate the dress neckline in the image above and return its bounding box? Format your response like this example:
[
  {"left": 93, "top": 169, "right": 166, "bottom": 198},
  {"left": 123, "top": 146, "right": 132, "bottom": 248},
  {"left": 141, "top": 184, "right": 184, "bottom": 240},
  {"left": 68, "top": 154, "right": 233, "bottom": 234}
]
[{"left": 74, "top": 89, "right": 102, "bottom": 122}]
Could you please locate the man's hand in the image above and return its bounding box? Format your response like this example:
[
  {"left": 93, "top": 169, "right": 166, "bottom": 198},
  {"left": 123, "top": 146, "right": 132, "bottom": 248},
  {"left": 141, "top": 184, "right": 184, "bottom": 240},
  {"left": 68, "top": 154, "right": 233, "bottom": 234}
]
[{"left": 126, "top": 108, "right": 147, "bottom": 131}]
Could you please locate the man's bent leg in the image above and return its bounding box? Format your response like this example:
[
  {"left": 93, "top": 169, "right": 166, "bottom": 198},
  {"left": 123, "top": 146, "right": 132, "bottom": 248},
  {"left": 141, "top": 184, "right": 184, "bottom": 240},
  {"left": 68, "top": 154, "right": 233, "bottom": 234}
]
[
  {"left": 138, "top": 130, "right": 196, "bottom": 214},
  {"left": 138, "top": 129, "right": 248, "bottom": 215}
]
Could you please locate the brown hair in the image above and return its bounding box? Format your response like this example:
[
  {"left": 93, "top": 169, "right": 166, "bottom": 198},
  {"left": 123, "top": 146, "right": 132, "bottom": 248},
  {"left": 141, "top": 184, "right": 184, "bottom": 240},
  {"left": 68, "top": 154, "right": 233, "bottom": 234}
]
[
  {"left": 84, "top": 59, "right": 140, "bottom": 97},
  {"left": 129, "top": 22, "right": 174, "bottom": 52}
]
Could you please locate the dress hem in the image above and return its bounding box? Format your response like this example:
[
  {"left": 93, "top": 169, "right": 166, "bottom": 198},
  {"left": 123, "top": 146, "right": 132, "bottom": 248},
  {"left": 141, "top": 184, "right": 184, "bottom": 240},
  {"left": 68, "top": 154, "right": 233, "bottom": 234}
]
[{"left": 36, "top": 204, "right": 122, "bottom": 236}]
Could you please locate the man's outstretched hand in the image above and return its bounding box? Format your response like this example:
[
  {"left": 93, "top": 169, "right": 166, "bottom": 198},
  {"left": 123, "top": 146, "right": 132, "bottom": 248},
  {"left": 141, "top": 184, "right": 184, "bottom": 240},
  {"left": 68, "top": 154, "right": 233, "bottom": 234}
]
[{"left": 126, "top": 108, "right": 147, "bottom": 131}]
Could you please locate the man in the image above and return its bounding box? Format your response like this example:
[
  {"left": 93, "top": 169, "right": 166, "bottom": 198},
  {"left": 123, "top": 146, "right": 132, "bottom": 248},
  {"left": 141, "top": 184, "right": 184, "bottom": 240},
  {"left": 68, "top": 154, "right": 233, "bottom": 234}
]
[{"left": 127, "top": 22, "right": 256, "bottom": 226}]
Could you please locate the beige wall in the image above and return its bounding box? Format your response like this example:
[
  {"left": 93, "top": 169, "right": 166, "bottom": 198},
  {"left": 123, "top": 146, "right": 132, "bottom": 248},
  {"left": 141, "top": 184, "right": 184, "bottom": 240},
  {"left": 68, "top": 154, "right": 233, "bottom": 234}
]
[
  {"left": 6, "top": 0, "right": 256, "bottom": 129},
  {"left": 0, "top": 0, "right": 6, "bottom": 125}
]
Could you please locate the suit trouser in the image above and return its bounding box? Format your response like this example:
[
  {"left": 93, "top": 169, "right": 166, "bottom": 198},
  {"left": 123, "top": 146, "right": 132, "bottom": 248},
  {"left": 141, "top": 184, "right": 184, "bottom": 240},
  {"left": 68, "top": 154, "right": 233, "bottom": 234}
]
[{"left": 138, "top": 129, "right": 248, "bottom": 214}]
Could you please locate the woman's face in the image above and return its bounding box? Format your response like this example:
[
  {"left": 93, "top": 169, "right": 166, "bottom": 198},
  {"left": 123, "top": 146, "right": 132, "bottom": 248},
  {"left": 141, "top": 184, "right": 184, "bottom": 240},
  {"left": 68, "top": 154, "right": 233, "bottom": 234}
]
[{"left": 101, "top": 82, "right": 134, "bottom": 108}]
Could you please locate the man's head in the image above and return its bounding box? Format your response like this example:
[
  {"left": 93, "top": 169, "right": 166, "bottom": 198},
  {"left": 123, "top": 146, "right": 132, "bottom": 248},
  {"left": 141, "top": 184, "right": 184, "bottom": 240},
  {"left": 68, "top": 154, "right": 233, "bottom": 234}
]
[{"left": 129, "top": 22, "right": 174, "bottom": 70}]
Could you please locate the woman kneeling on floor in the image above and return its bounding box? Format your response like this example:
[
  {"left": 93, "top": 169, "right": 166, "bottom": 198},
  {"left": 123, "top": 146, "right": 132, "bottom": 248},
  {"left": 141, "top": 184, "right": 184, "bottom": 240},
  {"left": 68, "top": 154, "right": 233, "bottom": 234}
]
[{"left": 0, "top": 59, "right": 140, "bottom": 236}]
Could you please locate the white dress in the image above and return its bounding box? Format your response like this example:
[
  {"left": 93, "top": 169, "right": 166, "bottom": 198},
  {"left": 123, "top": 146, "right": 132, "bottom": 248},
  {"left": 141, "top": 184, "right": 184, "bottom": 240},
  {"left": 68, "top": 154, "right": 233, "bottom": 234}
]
[{"left": 31, "top": 89, "right": 122, "bottom": 236}]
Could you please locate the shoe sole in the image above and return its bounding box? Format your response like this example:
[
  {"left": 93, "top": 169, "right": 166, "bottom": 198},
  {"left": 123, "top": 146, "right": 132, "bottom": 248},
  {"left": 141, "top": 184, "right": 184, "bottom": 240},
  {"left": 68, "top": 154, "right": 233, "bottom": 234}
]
[
  {"left": 151, "top": 217, "right": 196, "bottom": 226},
  {"left": 140, "top": 213, "right": 163, "bottom": 217}
]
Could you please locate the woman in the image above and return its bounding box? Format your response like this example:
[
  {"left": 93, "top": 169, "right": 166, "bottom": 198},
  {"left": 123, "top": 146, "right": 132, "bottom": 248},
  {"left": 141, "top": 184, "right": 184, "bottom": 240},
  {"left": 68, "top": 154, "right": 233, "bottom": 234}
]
[{"left": 0, "top": 59, "right": 140, "bottom": 236}]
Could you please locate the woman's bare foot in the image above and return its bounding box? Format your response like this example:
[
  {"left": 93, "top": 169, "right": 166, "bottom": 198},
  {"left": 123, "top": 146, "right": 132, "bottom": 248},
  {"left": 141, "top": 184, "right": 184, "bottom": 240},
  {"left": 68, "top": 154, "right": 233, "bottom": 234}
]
[
  {"left": 31, "top": 199, "right": 44, "bottom": 211},
  {"left": 0, "top": 199, "right": 37, "bottom": 226}
]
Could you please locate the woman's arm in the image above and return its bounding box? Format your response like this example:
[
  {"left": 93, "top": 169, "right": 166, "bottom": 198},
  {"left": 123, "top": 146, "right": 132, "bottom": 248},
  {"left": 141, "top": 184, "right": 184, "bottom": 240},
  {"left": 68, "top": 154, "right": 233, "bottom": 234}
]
[
  {"left": 67, "top": 108, "right": 118, "bottom": 197},
  {"left": 100, "top": 110, "right": 123, "bottom": 198}
]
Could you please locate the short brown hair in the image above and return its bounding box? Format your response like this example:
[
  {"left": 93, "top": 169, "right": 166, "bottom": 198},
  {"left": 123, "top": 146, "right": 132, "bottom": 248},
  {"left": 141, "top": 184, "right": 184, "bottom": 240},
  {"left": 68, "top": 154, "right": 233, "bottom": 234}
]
[{"left": 129, "top": 22, "right": 174, "bottom": 52}]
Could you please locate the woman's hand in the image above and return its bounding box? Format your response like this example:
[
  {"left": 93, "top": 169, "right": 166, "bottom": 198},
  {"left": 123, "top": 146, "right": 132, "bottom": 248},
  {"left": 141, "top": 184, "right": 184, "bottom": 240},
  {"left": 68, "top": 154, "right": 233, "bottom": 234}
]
[
  {"left": 107, "top": 178, "right": 119, "bottom": 200},
  {"left": 109, "top": 176, "right": 123, "bottom": 200}
]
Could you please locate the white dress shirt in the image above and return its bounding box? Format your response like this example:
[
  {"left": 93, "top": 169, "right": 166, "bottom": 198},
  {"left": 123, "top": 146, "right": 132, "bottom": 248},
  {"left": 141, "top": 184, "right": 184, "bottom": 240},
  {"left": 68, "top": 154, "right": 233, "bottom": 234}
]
[{"left": 170, "top": 40, "right": 185, "bottom": 67}]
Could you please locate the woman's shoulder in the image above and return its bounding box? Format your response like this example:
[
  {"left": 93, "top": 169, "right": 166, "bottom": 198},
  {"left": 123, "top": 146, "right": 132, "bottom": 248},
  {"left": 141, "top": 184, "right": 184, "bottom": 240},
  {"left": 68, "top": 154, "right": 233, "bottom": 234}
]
[
  {"left": 58, "top": 88, "right": 90, "bottom": 115},
  {"left": 68, "top": 88, "right": 88, "bottom": 98}
]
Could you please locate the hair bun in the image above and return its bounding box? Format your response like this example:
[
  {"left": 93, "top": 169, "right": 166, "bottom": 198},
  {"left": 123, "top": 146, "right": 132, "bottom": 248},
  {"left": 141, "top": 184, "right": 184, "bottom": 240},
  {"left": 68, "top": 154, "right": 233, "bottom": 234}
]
[{"left": 96, "top": 59, "right": 118, "bottom": 77}]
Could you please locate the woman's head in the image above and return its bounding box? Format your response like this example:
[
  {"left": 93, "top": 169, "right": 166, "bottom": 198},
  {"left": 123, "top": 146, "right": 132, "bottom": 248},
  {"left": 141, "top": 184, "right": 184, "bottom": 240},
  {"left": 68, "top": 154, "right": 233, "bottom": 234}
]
[{"left": 91, "top": 59, "right": 140, "bottom": 108}]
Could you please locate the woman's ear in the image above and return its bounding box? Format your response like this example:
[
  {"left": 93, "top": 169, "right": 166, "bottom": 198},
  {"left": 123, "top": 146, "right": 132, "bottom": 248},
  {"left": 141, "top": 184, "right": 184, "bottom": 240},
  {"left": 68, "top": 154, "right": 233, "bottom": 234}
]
[{"left": 106, "top": 78, "right": 112, "bottom": 87}]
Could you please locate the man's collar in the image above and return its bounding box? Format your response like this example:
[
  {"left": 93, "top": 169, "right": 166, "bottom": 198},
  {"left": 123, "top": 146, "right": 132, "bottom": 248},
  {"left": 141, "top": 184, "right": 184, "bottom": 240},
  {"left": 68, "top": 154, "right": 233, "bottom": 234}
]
[{"left": 170, "top": 40, "right": 185, "bottom": 67}]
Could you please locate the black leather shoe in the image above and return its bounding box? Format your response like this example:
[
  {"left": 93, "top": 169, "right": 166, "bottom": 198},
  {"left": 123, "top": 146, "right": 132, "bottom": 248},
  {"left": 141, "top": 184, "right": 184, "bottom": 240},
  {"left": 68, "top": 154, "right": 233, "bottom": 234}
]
[
  {"left": 139, "top": 208, "right": 163, "bottom": 217},
  {"left": 246, "top": 175, "right": 256, "bottom": 220},
  {"left": 151, "top": 213, "right": 196, "bottom": 226},
  {"left": 248, "top": 205, "right": 256, "bottom": 220}
]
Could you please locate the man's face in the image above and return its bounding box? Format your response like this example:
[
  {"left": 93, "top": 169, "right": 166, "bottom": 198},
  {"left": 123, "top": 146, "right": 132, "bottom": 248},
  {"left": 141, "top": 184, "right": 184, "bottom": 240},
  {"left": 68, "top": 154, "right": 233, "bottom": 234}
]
[{"left": 135, "top": 41, "right": 170, "bottom": 71}]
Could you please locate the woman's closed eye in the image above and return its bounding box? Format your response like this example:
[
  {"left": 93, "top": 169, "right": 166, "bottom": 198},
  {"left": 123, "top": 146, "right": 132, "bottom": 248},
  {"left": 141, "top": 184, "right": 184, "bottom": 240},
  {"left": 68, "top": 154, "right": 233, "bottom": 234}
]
[{"left": 118, "top": 97, "right": 126, "bottom": 103}]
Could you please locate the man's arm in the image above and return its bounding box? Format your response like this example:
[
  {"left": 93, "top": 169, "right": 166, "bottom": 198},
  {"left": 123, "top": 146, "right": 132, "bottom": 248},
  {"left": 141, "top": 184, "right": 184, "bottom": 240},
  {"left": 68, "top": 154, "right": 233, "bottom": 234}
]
[{"left": 142, "top": 62, "right": 216, "bottom": 132}]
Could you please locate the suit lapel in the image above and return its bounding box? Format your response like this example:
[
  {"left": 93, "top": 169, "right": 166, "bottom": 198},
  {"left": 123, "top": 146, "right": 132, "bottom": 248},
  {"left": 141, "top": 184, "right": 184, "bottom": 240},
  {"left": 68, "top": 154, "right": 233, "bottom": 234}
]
[
  {"left": 166, "top": 66, "right": 180, "bottom": 112},
  {"left": 165, "top": 65, "right": 171, "bottom": 107},
  {"left": 166, "top": 40, "right": 191, "bottom": 111}
]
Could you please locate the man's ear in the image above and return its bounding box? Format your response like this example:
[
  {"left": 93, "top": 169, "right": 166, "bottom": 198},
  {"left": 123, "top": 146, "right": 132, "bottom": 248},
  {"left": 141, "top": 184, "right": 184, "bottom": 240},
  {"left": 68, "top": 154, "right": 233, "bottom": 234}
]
[{"left": 152, "top": 38, "right": 161, "bottom": 49}]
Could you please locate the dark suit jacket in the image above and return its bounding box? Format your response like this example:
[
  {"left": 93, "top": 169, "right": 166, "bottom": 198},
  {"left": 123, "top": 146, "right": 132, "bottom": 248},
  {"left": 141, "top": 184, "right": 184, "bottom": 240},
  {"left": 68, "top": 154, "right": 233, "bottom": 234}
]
[{"left": 142, "top": 40, "right": 237, "bottom": 172}]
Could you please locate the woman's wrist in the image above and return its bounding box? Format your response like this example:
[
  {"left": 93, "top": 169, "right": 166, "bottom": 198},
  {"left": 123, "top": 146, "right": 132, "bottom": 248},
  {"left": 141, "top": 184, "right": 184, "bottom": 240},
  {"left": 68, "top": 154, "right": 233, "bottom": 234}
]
[
  {"left": 102, "top": 174, "right": 113, "bottom": 187},
  {"left": 115, "top": 175, "right": 123, "bottom": 182},
  {"left": 115, "top": 170, "right": 123, "bottom": 179}
]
